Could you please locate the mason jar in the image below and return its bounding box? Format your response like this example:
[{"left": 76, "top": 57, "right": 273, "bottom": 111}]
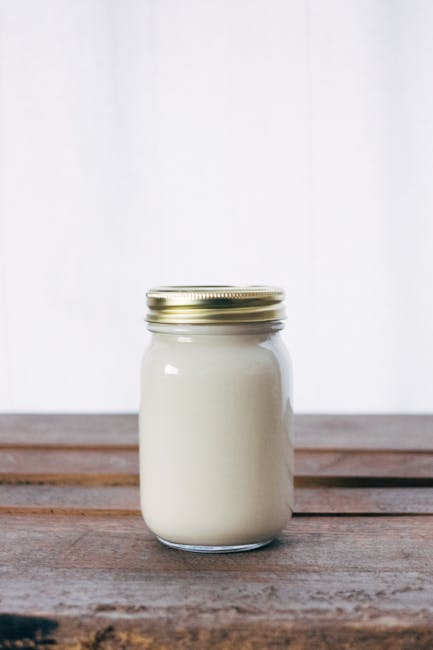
[{"left": 139, "top": 286, "right": 293, "bottom": 553}]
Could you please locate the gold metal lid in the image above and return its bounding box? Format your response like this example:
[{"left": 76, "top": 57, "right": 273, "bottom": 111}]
[{"left": 146, "top": 285, "right": 286, "bottom": 324}]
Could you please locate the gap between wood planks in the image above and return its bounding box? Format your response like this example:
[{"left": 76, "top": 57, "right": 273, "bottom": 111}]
[
  {"left": 1, "top": 475, "right": 433, "bottom": 487},
  {"left": 0, "top": 443, "right": 431, "bottom": 453}
]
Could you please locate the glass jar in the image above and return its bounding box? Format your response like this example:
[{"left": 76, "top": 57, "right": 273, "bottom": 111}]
[{"left": 139, "top": 286, "right": 293, "bottom": 553}]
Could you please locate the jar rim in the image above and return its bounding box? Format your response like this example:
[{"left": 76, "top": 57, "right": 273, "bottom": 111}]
[{"left": 146, "top": 285, "right": 286, "bottom": 325}]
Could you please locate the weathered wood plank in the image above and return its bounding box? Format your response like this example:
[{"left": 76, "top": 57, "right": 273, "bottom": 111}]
[
  {"left": 0, "top": 514, "right": 432, "bottom": 649},
  {"left": 1, "top": 415, "right": 432, "bottom": 647},
  {"left": 0, "top": 485, "right": 141, "bottom": 514},
  {"left": 0, "top": 449, "right": 138, "bottom": 485},
  {"left": 295, "top": 414, "right": 433, "bottom": 450},
  {"left": 295, "top": 487, "right": 433, "bottom": 514},
  {"left": 1, "top": 615, "right": 432, "bottom": 650},
  {"left": 1, "top": 448, "right": 432, "bottom": 485},
  {"left": 296, "top": 450, "right": 433, "bottom": 478},
  {"left": 0, "top": 414, "right": 432, "bottom": 451},
  {"left": 1, "top": 485, "right": 433, "bottom": 515},
  {"left": 0, "top": 414, "right": 138, "bottom": 448}
]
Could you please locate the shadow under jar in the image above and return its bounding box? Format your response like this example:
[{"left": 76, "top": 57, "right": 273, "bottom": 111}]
[{"left": 139, "top": 286, "right": 293, "bottom": 553}]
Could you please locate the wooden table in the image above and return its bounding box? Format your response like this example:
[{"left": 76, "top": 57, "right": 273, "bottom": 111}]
[{"left": 0, "top": 414, "right": 432, "bottom": 649}]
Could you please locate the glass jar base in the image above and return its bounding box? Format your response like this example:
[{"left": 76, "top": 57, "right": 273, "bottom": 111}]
[{"left": 156, "top": 536, "right": 274, "bottom": 553}]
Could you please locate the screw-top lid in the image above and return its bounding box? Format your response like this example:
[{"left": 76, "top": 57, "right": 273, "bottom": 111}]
[{"left": 146, "top": 285, "right": 286, "bottom": 324}]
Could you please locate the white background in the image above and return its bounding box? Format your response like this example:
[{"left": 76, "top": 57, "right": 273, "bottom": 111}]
[{"left": 0, "top": 0, "right": 432, "bottom": 413}]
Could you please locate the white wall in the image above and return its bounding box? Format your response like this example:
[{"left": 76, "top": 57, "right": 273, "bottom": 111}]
[{"left": 0, "top": 0, "right": 432, "bottom": 413}]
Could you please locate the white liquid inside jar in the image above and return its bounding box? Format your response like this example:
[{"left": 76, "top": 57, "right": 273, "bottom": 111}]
[{"left": 139, "top": 287, "right": 293, "bottom": 553}]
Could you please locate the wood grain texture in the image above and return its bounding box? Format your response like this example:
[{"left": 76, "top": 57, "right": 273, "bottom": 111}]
[
  {"left": 295, "top": 487, "right": 433, "bottom": 514},
  {"left": 0, "top": 448, "right": 139, "bottom": 484},
  {"left": 1, "top": 448, "right": 432, "bottom": 486},
  {"left": 1, "top": 414, "right": 432, "bottom": 450},
  {"left": 1, "top": 514, "right": 433, "bottom": 649},
  {"left": 1, "top": 485, "right": 433, "bottom": 515},
  {"left": 1, "top": 414, "right": 433, "bottom": 648},
  {"left": 0, "top": 485, "right": 141, "bottom": 514},
  {"left": 0, "top": 413, "right": 138, "bottom": 448},
  {"left": 296, "top": 450, "right": 433, "bottom": 478},
  {"left": 295, "top": 414, "right": 433, "bottom": 450}
]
